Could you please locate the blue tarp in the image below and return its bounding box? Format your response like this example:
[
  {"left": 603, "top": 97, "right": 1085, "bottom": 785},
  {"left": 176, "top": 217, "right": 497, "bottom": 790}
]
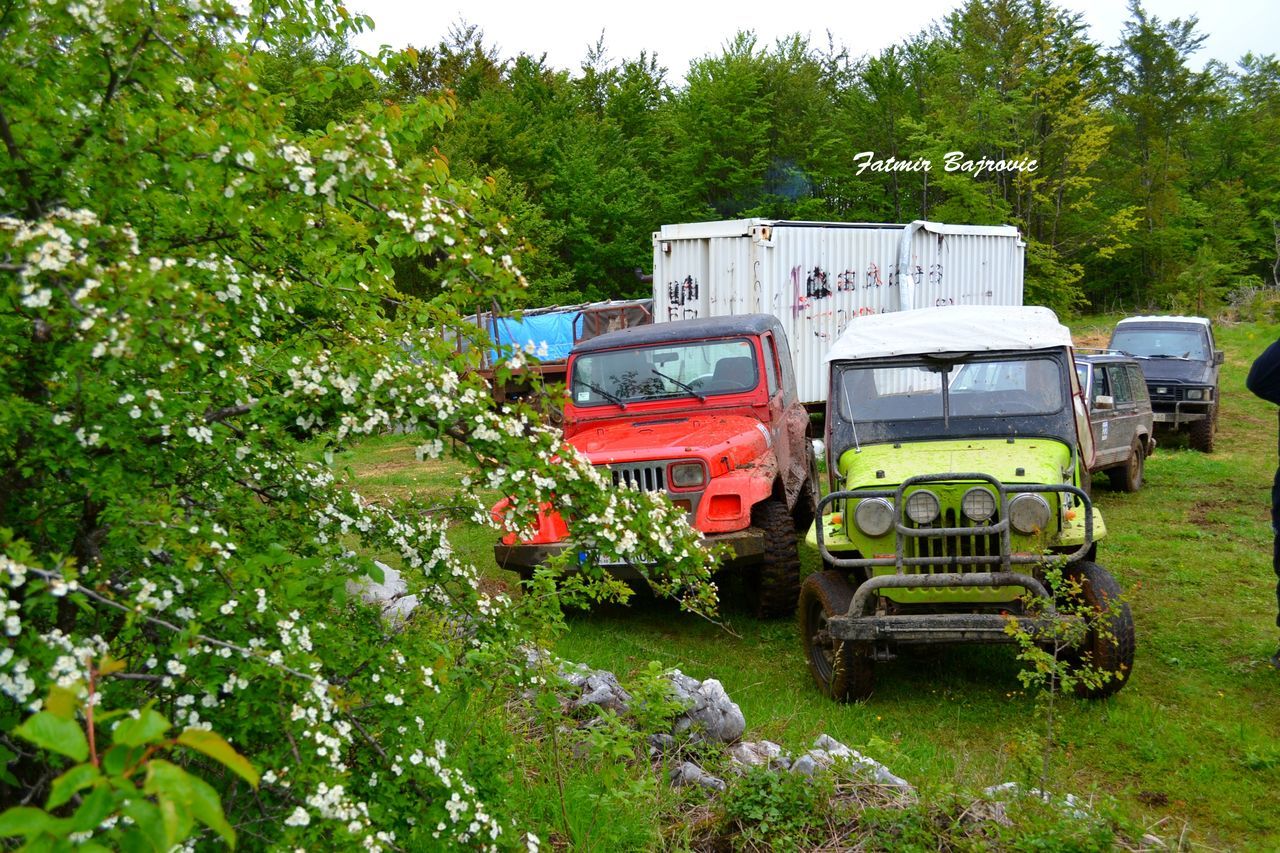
[{"left": 490, "top": 311, "right": 577, "bottom": 362}]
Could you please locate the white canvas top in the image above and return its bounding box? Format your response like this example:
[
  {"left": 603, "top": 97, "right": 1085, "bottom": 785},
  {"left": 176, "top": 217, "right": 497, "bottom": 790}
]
[
  {"left": 826, "top": 305, "right": 1072, "bottom": 362},
  {"left": 1115, "top": 315, "right": 1211, "bottom": 326}
]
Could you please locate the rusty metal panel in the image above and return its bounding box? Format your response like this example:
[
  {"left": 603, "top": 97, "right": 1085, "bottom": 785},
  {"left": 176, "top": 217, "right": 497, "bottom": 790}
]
[{"left": 652, "top": 220, "right": 1025, "bottom": 407}]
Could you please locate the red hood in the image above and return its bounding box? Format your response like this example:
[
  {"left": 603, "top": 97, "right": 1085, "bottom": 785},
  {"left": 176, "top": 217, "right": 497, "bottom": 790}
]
[{"left": 568, "top": 413, "right": 772, "bottom": 475}]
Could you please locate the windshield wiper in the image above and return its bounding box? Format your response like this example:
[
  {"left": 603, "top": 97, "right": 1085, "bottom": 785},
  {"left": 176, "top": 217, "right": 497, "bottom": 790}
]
[
  {"left": 577, "top": 380, "right": 627, "bottom": 409},
  {"left": 650, "top": 368, "right": 707, "bottom": 401},
  {"left": 1144, "top": 354, "right": 1190, "bottom": 360}
]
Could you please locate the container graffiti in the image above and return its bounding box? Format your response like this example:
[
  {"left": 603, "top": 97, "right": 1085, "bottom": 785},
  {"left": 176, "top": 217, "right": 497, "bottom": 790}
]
[
  {"left": 666, "top": 275, "right": 699, "bottom": 320},
  {"left": 652, "top": 219, "right": 1026, "bottom": 406}
]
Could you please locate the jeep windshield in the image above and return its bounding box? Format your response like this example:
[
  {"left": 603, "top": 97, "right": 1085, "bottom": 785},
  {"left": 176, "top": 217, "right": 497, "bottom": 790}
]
[
  {"left": 833, "top": 353, "right": 1073, "bottom": 446},
  {"left": 1110, "top": 327, "right": 1208, "bottom": 360},
  {"left": 570, "top": 338, "right": 757, "bottom": 407}
]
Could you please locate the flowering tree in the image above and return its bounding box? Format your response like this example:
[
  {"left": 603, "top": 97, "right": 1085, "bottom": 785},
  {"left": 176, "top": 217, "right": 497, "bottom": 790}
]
[{"left": 0, "top": 1, "right": 717, "bottom": 848}]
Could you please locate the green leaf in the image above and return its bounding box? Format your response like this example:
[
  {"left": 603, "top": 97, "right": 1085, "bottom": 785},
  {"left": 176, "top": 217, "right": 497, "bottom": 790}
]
[
  {"left": 144, "top": 762, "right": 196, "bottom": 846},
  {"left": 187, "top": 774, "right": 236, "bottom": 848},
  {"left": 15, "top": 712, "right": 89, "bottom": 762},
  {"left": 44, "top": 686, "right": 80, "bottom": 721},
  {"left": 157, "top": 794, "right": 193, "bottom": 848},
  {"left": 20, "top": 833, "right": 59, "bottom": 853},
  {"left": 97, "top": 656, "right": 127, "bottom": 677},
  {"left": 177, "top": 729, "right": 258, "bottom": 788},
  {"left": 69, "top": 786, "right": 116, "bottom": 833},
  {"left": 121, "top": 799, "right": 168, "bottom": 853},
  {"left": 142, "top": 760, "right": 192, "bottom": 800},
  {"left": 47, "top": 763, "right": 100, "bottom": 810},
  {"left": 0, "top": 806, "right": 52, "bottom": 838},
  {"left": 112, "top": 709, "right": 170, "bottom": 747},
  {"left": 101, "top": 744, "right": 144, "bottom": 777}
]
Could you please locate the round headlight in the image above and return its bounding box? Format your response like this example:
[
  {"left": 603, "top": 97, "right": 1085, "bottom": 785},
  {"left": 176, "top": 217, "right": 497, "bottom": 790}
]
[
  {"left": 1185, "top": 389, "right": 1203, "bottom": 400},
  {"left": 962, "top": 487, "right": 996, "bottom": 522},
  {"left": 854, "top": 497, "right": 895, "bottom": 537},
  {"left": 1008, "top": 494, "right": 1052, "bottom": 534},
  {"left": 904, "top": 490, "right": 941, "bottom": 525}
]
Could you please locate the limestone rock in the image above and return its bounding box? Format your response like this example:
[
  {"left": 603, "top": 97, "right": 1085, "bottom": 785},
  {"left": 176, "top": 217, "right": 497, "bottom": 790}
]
[
  {"left": 669, "top": 761, "right": 726, "bottom": 792},
  {"left": 727, "top": 740, "right": 790, "bottom": 770},
  {"left": 788, "top": 734, "right": 912, "bottom": 789},
  {"left": 346, "top": 561, "right": 418, "bottom": 623},
  {"left": 666, "top": 670, "right": 745, "bottom": 743}
]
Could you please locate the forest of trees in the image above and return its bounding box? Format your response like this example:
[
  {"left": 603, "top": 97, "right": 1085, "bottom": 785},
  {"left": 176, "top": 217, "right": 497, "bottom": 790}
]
[{"left": 285, "top": 0, "right": 1280, "bottom": 315}]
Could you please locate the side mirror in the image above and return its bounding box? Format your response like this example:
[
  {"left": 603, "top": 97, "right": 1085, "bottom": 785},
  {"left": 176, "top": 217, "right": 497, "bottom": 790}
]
[
  {"left": 1214, "top": 350, "right": 1225, "bottom": 365},
  {"left": 1095, "top": 395, "right": 1115, "bottom": 410}
]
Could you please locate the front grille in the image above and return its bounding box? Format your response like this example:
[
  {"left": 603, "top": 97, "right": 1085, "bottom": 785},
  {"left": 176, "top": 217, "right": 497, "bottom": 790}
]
[
  {"left": 599, "top": 461, "right": 703, "bottom": 520},
  {"left": 903, "top": 508, "right": 1000, "bottom": 573},
  {"left": 1147, "top": 384, "right": 1184, "bottom": 401},
  {"left": 605, "top": 462, "right": 666, "bottom": 492},
  {"left": 1149, "top": 384, "right": 1211, "bottom": 402}
]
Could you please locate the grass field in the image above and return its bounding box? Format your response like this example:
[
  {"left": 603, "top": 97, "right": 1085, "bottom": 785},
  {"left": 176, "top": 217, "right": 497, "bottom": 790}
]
[{"left": 336, "top": 316, "right": 1280, "bottom": 849}]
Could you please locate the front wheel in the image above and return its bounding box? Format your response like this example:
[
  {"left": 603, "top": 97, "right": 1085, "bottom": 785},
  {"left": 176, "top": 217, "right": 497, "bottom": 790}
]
[
  {"left": 1064, "top": 561, "right": 1135, "bottom": 699},
  {"left": 751, "top": 498, "right": 802, "bottom": 618},
  {"left": 1188, "top": 404, "right": 1216, "bottom": 453},
  {"left": 799, "top": 571, "right": 874, "bottom": 701}
]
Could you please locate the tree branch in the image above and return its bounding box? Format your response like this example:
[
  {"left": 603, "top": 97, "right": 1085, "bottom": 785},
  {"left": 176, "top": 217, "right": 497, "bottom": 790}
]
[
  {"left": 205, "top": 402, "right": 255, "bottom": 423},
  {"left": 19, "top": 562, "right": 325, "bottom": 684}
]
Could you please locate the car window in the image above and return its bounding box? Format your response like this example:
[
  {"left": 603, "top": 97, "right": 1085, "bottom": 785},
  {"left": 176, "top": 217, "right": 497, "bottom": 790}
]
[
  {"left": 841, "top": 356, "right": 1064, "bottom": 421},
  {"left": 763, "top": 334, "right": 780, "bottom": 396},
  {"left": 571, "top": 338, "right": 758, "bottom": 405},
  {"left": 1091, "top": 365, "right": 1110, "bottom": 403},
  {"left": 1107, "top": 365, "right": 1132, "bottom": 403},
  {"left": 1127, "top": 366, "right": 1149, "bottom": 402},
  {"left": 1111, "top": 327, "right": 1210, "bottom": 360}
]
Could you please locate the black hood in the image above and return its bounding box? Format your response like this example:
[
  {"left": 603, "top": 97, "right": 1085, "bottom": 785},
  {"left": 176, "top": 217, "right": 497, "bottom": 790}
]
[{"left": 1133, "top": 356, "right": 1215, "bottom": 385}]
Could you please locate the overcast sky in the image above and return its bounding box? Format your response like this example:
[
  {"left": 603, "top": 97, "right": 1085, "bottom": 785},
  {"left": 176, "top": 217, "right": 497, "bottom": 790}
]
[{"left": 348, "top": 0, "right": 1279, "bottom": 78}]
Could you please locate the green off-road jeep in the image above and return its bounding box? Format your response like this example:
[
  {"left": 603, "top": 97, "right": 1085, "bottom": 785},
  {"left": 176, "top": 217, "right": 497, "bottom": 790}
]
[{"left": 801, "top": 306, "right": 1135, "bottom": 701}]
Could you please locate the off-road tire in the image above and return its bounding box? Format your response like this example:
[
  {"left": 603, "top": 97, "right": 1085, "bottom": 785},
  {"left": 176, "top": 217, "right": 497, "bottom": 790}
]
[
  {"left": 1188, "top": 403, "right": 1216, "bottom": 453},
  {"left": 751, "top": 498, "right": 802, "bottom": 618},
  {"left": 1065, "top": 561, "right": 1135, "bottom": 699},
  {"left": 799, "top": 571, "right": 874, "bottom": 701},
  {"left": 1109, "top": 438, "right": 1145, "bottom": 492}
]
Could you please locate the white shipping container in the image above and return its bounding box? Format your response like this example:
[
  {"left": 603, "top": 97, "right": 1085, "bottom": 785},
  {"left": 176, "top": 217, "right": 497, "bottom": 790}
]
[{"left": 652, "top": 219, "right": 1026, "bottom": 407}]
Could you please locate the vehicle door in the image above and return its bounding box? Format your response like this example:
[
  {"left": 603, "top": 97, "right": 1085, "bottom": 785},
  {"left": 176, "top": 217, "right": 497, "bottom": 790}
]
[
  {"left": 763, "top": 331, "right": 811, "bottom": 510},
  {"left": 1103, "top": 363, "right": 1140, "bottom": 461},
  {"left": 1127, "top": 364, "right": 1155, "bottom": 451},
  {"left": 1086, "top": 364, "right": 1120, "bottom": 466}
]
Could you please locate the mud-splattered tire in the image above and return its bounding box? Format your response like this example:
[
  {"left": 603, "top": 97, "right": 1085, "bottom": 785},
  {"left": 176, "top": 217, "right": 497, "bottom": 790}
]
[
  {"left": 1109, "top": 438, "right": 1145, "bottom": 492},
  {"left": 751, "top": 498, "right": 802, "bottom": 618},
  {"left": 1065, "top": 561, "right": 1135, "bottom": 699},
  {"left": 799, "top": 571, "right": 874, "bottom": 701},
  {"left": 1188, "top": 404, "right": 1216, "bottom": 453}
]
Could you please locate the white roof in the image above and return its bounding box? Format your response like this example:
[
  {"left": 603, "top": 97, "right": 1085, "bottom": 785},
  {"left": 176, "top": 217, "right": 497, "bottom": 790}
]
[
  {"left": 826, "top": 305, "right": 1072, "bottom": 362},
  {"left": 653, "top": 219, "right": 1022, "bottom": 241},
  {"left": 1115, "top": 315, "right": 1211, "bottom": 326}
]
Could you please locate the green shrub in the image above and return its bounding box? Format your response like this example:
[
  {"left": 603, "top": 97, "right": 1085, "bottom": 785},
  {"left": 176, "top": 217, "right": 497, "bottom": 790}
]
[{"left": 722, "top": 766, "right": 825, "bottom": 849}]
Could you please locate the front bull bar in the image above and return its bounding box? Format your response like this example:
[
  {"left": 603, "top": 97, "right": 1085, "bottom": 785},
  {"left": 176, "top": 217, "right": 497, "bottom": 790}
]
[{"left": 815, "top": 473, "right": 1093, "bottom": 643}]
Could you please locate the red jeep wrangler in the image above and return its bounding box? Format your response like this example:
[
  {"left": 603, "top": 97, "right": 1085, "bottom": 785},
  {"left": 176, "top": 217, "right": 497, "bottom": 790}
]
[{"left": 493, "top": 314, "right": 818, "bottom": 616}]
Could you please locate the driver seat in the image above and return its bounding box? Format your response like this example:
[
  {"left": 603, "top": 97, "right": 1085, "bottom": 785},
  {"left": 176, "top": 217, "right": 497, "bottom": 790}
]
[{"left": 711, "top": 356, "right": 756, "bottom": 391}]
